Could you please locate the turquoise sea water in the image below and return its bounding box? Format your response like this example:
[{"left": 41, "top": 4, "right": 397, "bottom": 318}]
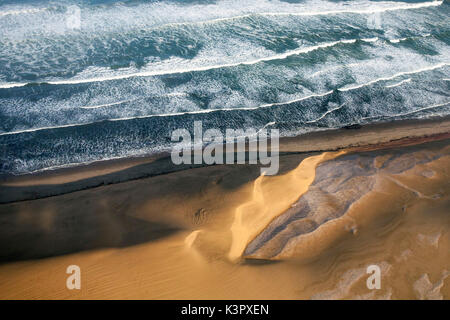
[{"left": 0, "top": 0, "right": 449, "bottom": 174}]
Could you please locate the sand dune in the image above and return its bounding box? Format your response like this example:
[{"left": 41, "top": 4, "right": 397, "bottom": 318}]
[{"left": 244, "top": 143, "right": 449, "bottom": 260}]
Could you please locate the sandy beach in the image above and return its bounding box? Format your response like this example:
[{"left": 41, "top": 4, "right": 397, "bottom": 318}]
[{"left": 0, "top": 117, "right": 449, "bottom": 299}]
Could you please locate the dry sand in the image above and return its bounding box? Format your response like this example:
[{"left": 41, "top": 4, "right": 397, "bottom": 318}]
[{"left": 0, "top": 117, "right": 449, "bottom": 299}]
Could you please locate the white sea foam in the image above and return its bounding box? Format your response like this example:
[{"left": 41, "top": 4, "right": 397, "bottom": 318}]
[
  {"left": 361, "top": 101, "right": 450, "bottom": 121},
  {"left": 0, "top": 8, "right": 45, "bottom": 17},
  {"left": 338, "top": 63, "right": 449, "bottom": 92},
  {"left": 1, "top": 61, "right": 447, "bottom": 137},
  {"left": 306, "top": 103, "right": 346, "bottom": 123},
  {"left": 0, "top": 0, "right": 444, "bottom": 89},
  {"left": 361, "top": 37, "right": 379, "bottom": 42},
  {"left": 0, "top": 89, "right": 334, "bottom": 136},
  {"left": 1, "top": 1, "right": 442, "bottom": 28},
  {"left": 391, "top": 101, "right": 450, "bottom": 117},
  {"left": 0, "top": 122, "right": 96, "bottom": 136},
  {"left": 0, "top": 39, "right": 359, "bottom": 89},
  {"left": 389, "top": 33, "right": 432, "bottom": 43},
  {"left": 389, "top": 38, "right": 406, "bottom": 43},
  {"left": 0, "top": 33, "right": 441, "bottom": 91},
  {"left": 79, "top": 100, "right": 131, "bottom": 109},
  {"left": 385, "top": 78, "right": 412, "bottom": 88},
  {"left": 144, "top": 0, "right": 444, "bottom": 30}
]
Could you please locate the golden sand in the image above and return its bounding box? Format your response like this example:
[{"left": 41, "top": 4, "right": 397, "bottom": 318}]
[{"left": 0, "top": 124, "right": 449, "bottom": 299}]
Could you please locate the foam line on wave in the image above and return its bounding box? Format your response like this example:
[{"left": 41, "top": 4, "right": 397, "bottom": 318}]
[
  {"left": 130, "top": 1, "right": 444, "bottom": 31},
  {"left": 338, "top": 63, "right": 449, "bottom": 92},
  {"left": 0, "top": 37, "right": 419, "bottom": 89},
  {"left": 1, "top": 61, "right": 448, "bottom": 137}
]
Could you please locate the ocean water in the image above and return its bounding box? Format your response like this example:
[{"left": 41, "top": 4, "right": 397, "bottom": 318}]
[{"left": 0, "top": 0, "right": 449, "bottom": 174}]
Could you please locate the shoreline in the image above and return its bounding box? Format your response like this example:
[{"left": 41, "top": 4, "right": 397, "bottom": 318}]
[
  {"left": 0, "top": 121, "right": 448, "bottom": 298},
  {"left": 1, "top": 115, "right": 450, "bottom": 204}
]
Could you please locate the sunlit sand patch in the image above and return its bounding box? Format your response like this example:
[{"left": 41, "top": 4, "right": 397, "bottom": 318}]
[
  {"left": 227, "top": 151, "right": 345, "bottom": 261},
  {"left": 185, "top": 230, "right": 203, "bottom": 248}
]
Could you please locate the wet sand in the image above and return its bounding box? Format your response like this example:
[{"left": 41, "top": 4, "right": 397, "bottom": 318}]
[{"left": 0, "top": 118, "right": 449, "bottom": 299}]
